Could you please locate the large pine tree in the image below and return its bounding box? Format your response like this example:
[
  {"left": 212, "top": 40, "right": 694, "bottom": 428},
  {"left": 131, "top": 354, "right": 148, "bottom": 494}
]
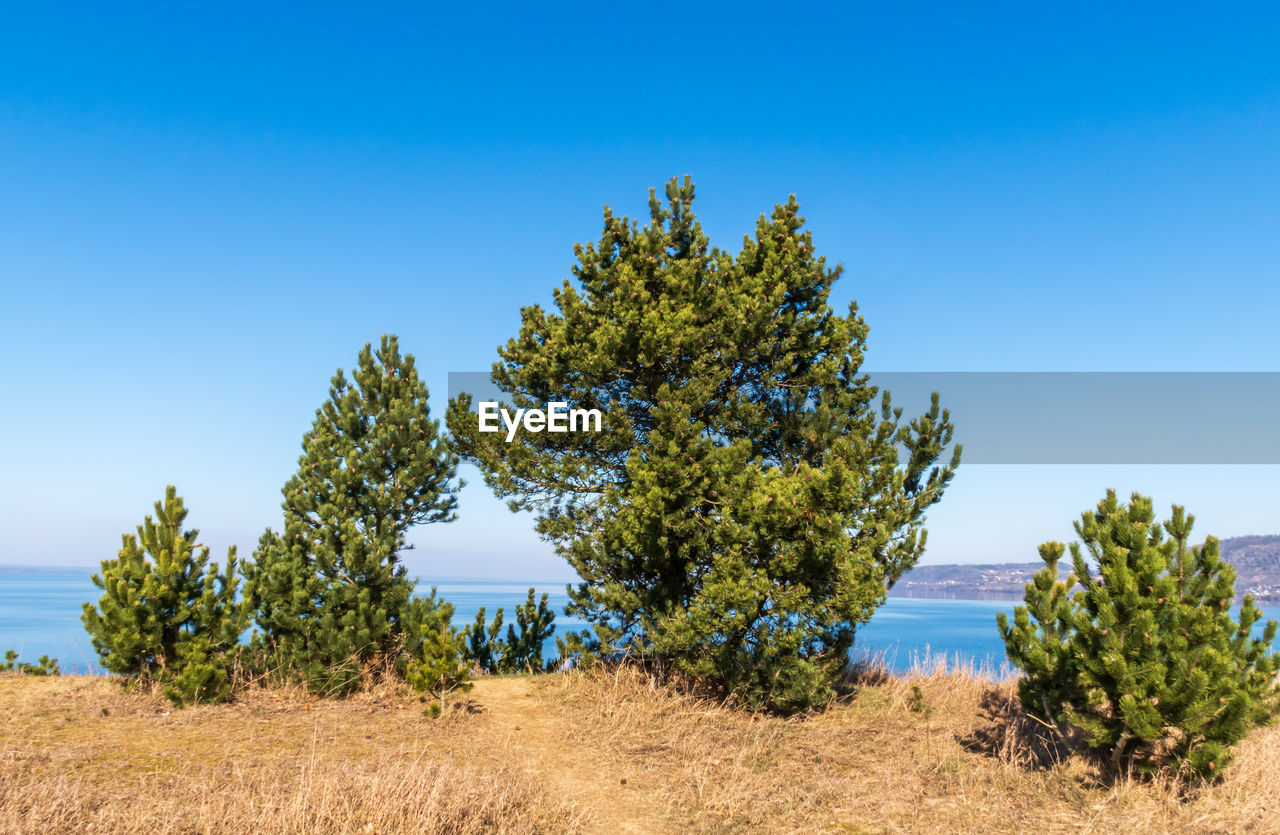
[
  {"left": 448, "top": 178, "right": 960, "bottom": 711},
  {"left": 248, "top": 335, "right": 459, "bottom": 693}
]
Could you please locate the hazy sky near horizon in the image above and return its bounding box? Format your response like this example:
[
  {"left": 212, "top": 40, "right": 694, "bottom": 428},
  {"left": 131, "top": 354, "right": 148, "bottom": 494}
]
[{"left": 2, "top": 4, "right": 1278, "bottom": 580}]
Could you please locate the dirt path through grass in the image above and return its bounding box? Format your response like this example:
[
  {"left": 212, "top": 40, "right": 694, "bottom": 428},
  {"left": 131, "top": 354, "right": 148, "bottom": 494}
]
[{"left": 470, "top": 676, "right": 661, "bottom": 833}]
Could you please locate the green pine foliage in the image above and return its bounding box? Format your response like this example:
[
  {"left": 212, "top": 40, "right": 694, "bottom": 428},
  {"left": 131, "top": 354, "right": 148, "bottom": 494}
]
[
  {"left": 463, "top": 606, "right": 504, "bottom": 673},
  {"left": 404, "top": 587, "right": 472, "bottom": 716},
  {"left": 82, "top": 486, "right": 250, "bottom": 704},
  {"left": 246, "top": 335, "right": 460, "bottom": 694},
  {"left": 502, "top": 589, "right": 556, "bottom": 673},
  {"left": 462, "top": 589, "right": 557, "bottom": 674},
  {"left": 2, "top": 650, "right": 60, "bottom": 676},
  {"left": 401, "top": 586, "right": 455, "bottom": 662},
  {"left": 998, "top": 491, "right": 1280, "bottom": 780},
  {"left": 448, "top": 177, "right": 960, "bottom": 712}
]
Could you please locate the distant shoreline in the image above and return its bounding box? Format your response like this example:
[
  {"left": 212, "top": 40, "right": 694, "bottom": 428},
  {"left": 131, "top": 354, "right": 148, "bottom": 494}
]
[
  {"left": 888, "top": 589, "right": 1026, "bottom": 602},
  {"left": 8, "top": 532, "right": 1279, "bottom": 604},
  {"left": 899, "top": 534, "right": 1280, "bottom": 603}
]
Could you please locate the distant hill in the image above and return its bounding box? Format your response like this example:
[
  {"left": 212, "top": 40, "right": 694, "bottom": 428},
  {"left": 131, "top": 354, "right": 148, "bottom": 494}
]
[
  {"left": 892, "top": 535, "right": 1280, "bottom": 602},
  {"left": 1221, "top": 535, "right": 1280, "bottom": 599}
]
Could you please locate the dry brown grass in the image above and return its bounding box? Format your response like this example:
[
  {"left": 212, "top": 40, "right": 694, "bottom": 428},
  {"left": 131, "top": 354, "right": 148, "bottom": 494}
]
[
  {"left": 536, "top": 656, "right": 1280, "bottom": 832},
  {"left": 0, "top": 674, "right": 590, "bottom": 834},
  {"left": 3, "top": 662, "right": 1279, "bottom": 833}
]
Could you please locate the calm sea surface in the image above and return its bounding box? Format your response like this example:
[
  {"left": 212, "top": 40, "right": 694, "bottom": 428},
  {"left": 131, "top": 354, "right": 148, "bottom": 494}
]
[{"left": 7, "top": 565, "right": 1269, "bottom": 677}]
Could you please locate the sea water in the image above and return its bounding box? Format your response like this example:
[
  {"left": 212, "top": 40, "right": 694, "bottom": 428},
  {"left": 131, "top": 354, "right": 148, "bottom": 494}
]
[
  {"left": 4, "top": 565, "right": 1270, "bottom": 677},
  {"left": 0, "top": 567, "right": 1019, "bottom": 675}
]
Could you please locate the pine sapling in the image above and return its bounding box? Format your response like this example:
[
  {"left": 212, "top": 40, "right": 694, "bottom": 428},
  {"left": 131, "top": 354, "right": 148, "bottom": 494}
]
[
  {"left": 404, "top": 589, "right": 471, "bottom": 716},
  {"left": 999, "top": 491, "right": 1280, "bottom": 779},
  {"left": 82, "top": 486, "right": 250, "bottom": 705}
]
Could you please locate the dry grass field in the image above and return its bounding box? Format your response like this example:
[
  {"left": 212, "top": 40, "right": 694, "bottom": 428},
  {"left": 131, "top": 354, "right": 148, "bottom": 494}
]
[{"left": 2, "top": 661, "right": 1278, "bottom": 833}]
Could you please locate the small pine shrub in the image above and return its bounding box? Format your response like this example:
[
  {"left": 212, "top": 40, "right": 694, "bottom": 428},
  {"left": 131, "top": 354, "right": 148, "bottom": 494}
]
[
  {"left": 82, "top": 486, "right": 250, "bottom": 705},
  {"left": 909, "top": 683, "right": 929, "bottom": 715},
  {"left": 552, "top": 628, "right": 604, "bottom": 672},
  {"left": 998, "top": 491, "right": 1280, "bottom": 780},
  {"left": 404, "top": 588, "right": 472, "bottom": 715},
  {"left": 463, "top": 606, "right": 505, "bottom": 673},
  {"left": 2, "top": 649, "right": 60, "bottom": 676},
  {"left": 463, "top": 589, "right": 556, "bottom": 674},
  {"left": 500, "top": 589, "right": 556, "bottom": 673}
]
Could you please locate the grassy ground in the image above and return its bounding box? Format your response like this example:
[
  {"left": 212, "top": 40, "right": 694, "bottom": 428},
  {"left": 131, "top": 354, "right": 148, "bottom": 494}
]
[{"left": 2, "top": 662, "right": 1278, "bottom": 833}]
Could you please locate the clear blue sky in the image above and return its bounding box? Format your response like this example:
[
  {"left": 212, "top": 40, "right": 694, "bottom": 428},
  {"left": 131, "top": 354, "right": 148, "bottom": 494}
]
[{"left": 2, "top": 3, "right": 1278, "bottom": 580}]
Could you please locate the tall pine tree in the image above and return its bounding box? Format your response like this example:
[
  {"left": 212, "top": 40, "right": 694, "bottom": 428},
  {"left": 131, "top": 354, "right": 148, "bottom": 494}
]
[
  {"left": 448, "top": 178, "right": 959, "bottom": 711},
  {"left": 999, "top": 491, "right": 1280, "bottom": 779},
  {"left": 247, "top": 335, "right": 460, "bottom": 693},
  {"left": 83, "top": 486, "right": 250, "bottom": 704}
]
